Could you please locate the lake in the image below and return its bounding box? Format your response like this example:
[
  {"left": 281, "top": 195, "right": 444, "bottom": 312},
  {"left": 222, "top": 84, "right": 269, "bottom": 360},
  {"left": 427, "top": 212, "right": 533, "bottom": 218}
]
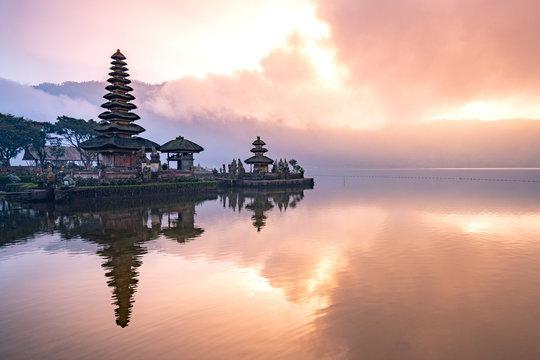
[{"left": 1, "top": 169, "right": 540, "bottom": 359}]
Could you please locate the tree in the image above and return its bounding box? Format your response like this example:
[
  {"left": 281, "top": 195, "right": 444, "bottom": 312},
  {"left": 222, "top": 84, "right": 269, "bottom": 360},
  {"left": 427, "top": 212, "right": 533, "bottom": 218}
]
[
  {"left": 28, "top": 121, "right": 56, "bottom": 166},
  {"left": 230, "top": 159, "right": 238, "bottom": 177},
  {"left": 55, "top": 116, "right": 98, "bottom": 168},
  {"left": 0, "top": 113, "right": 34, "bottom": 167},
  {"left": 283, "top": 158, "right": 290, "bottom": 178},
  {"left": 289, "top": 159, "right": 304, "bottom": 176},
  {"left": 49, "top": 138, "right": 66, "bottom": 163},
  {"left": 237, "top": 158, "right": 245, "bottom": 178}
]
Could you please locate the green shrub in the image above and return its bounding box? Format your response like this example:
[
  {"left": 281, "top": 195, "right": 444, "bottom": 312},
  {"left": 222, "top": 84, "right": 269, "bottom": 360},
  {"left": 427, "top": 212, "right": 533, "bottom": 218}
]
[
  {"left": 170, "top": 176, "right": 202, "bottom": 183},
  {"left": 73, "top": 176, "right": 142, "bottom": 187},
  {"left": 74, "top": 177, "right": 100, "bottom": 187}
]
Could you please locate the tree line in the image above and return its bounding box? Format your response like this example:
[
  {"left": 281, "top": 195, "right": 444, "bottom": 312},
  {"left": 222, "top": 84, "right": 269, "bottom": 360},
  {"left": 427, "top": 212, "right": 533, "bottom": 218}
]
[{"left": 0, "top": 113, "right": 98, "bottom": 167}]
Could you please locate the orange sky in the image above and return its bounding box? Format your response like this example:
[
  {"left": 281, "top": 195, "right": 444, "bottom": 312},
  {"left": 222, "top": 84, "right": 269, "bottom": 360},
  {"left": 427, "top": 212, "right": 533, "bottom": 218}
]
[{"left": 2, "top": 0, "right": 540, "bottom": 132}]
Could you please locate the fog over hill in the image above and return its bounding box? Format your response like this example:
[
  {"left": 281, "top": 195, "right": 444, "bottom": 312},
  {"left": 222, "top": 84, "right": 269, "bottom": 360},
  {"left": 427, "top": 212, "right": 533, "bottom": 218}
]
[{"left": 1, "top": 78, "right": 539, "bottom": 170}]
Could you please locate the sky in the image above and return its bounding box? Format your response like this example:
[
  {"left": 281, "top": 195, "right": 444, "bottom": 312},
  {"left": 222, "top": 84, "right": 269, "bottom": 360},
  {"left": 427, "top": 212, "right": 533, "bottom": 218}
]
[{"left": 1, "top": 0, "right": 540, "bottom": 167}]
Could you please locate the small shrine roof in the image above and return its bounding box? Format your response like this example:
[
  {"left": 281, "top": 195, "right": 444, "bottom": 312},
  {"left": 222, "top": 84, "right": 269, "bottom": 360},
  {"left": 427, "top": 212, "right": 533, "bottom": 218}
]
[{"left": 160, "top": 136, "right": 204, "bottom": 153}]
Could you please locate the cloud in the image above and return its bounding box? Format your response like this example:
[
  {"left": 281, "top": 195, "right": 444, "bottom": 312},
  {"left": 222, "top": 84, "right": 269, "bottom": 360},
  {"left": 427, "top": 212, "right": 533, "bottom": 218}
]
[
  {"left": 5, "top": 0, "right": 540, "bottom": 127},
  {"left": 141, "top": 32, "right": 384, "bottom": 130},
  {"left": 0, "top": 78, "right": 98, "bottom": 122},
  {"left": 136, "top": 0, "right": 540, "bottom": 128},
  {"left": 11, "top": 76, "right": 540, "bottom": 170},
  {"left": 0, "top": 0, "right": 322, "bottom": 84},
  {"left": 6, "top": 10, "right": 540, "bottom": 171},
  {"left": 315, "top": 0, "right": 540, "bottom": 121}
]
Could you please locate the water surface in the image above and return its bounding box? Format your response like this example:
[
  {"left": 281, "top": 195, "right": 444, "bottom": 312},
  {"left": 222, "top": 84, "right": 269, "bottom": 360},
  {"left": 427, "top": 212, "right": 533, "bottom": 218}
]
[{"left": 1, "top": 169, "right": 540, "bottom": 359}]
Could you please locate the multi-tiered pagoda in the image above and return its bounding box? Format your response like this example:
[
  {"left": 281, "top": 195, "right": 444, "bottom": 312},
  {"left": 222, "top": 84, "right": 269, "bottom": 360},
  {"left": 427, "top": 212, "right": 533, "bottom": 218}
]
[
  {"left": 81, "top": 50, "right": 158, "bottom": 168},
  {"left": 244, "top": 136, "right": 274, "bottom": 172}
]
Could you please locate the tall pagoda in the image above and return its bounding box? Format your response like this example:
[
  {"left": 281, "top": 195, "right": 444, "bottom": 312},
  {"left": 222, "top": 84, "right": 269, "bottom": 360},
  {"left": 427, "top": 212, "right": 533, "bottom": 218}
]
[
  {"left": 244, "top": 136, "right": 274, "bottom": 172},
  {"left": 81, "top": 50, "right": 158, "bottom": 168}
]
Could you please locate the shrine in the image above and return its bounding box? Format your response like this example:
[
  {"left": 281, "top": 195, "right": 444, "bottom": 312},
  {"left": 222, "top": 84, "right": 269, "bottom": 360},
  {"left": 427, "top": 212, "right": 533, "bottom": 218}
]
[
  {"left": 160, "top": 136, "right": 204, "bottom": 171},
  {"left": 244, "top": 136, "right": 274, "bottom": 172}
]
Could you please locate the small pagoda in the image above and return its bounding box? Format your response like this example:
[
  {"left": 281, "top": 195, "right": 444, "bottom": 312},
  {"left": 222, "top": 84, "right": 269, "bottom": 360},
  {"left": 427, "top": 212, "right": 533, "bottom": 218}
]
[
  {"left": 159, "top": 136, "right": 204, "bottom": 170},
  {"left": 244, "top": 136, "right": 274, "bottom": 172},
  {"left": 81, "top": 50, "right": 158, "bottom": 168}
]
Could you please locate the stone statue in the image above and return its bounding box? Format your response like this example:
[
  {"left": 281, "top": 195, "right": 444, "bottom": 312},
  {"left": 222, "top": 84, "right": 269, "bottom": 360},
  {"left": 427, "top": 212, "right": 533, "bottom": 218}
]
[{"left": 151, "top": 147, "right": 160, "bottom": 164}]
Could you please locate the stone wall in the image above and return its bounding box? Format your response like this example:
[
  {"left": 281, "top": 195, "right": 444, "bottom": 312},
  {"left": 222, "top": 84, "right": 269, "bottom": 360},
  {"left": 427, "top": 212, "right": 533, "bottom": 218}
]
[{"left": 55, "top": 181, "right": 218, "bottom": 202}]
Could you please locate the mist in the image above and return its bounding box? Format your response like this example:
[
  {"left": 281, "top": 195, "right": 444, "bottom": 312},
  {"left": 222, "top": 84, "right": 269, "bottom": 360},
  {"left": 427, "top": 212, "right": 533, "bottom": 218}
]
[{"left": 2, "top": 79, "right": 538, "bottom": 170}]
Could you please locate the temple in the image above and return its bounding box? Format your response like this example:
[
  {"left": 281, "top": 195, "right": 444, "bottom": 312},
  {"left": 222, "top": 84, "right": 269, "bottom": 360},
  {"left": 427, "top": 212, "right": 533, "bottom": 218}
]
[
  {"left": 81, "top": 50, "right": 158, "bottom": 168},
  {"left": 216, "top": 136, "right": 314, "bottom": 189},
  {"left": 244, "top": 136, "right": 274, "bottom": 172}
]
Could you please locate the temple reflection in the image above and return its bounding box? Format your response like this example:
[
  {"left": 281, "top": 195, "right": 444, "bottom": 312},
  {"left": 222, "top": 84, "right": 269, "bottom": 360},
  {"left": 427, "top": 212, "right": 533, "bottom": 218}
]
[
  {"left": 1, "top": 195, "right": 212, "bottom": 327},
  {"left": 219, "top": 188, "right": 307, "bottom": 231},
  {"left": 77, "top": 208, "right": 154, "bottom": 327},
  {"left": 161, "top": 203, "right": 204, "bottom": 243},
  {"left": 0, "top": 200, "right": 55, "bottom": 246}
]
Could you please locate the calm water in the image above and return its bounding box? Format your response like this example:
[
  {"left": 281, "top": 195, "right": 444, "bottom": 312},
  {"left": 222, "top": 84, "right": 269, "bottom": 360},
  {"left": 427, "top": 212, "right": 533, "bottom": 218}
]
[{"left": 1, "top": 169, "right": 540, "bottom": 360}]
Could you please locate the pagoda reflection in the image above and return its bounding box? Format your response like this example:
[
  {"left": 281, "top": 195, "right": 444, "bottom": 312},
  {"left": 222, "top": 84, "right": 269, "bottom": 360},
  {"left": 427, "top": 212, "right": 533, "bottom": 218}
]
[
  {"left": 61, "top": 199, "right": 208, "bottom": 327},
  {"left": 2, "top": 195, "right": 211, "bottom": 328},
  {"left": 77, "top": 208, "right": 154, "bottom": 327},
  {"left": 219, "top": 188, "right": 307, "bottom": 232}
]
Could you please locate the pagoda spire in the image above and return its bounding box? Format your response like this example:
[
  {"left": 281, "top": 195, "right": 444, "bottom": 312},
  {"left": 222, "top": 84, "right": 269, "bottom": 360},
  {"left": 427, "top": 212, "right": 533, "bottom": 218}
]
[
  {"left": 80, "top": 49, "right": 159, "bottom": 168},
  {"left": 96, "top": 49, "right": 142, "bottom": 134}
]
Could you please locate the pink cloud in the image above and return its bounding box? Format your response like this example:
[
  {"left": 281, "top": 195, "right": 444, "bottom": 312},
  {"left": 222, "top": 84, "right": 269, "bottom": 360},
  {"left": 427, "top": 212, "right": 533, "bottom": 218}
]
[{"left": 316, "top": 0, "right": 540, "bottom": 121}]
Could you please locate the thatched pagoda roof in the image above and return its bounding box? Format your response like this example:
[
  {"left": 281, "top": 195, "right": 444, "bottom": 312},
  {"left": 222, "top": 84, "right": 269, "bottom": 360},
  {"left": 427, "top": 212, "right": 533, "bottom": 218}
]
[
  {"left": 108, "top": 71, "right": 129, "bottom": 78},
  {"left": 111, "top": 49, "right": 126, "bottom": 60},
  {"left": 160, "top": 136, "right": 204, "bottom": 153},
  {"left": 107, "top": 77, "right": 131, "bottom": 85},
  {"left": 81, "top": 135, "right": 159, "bottom": 151},
  {"left": 250, "top": 147, "right": 268, "bottom": 153},
  {"left": 94, "top": 122, "right": 145, "bottom": 134},
  {"left": 104, "top": 92, "right": 135, "bottom": 101},
  {"left": 105, "top": 84, "right": 133, "bottom": 92},
  {"left": 111, "top": 60, "right": 127, "bottom": 67},
  {"left": 109, "top": 65, "right": 128, "bottom": 72},
  {"left": 245, "top": 155, "right": 274, "bottom": 164},
  {"left": 98, "top": 111, "right": 140, "bottom": 121},
  {"left": 252, "top": 136, "right": 266, "bottom": 146},
  {"left": 101, "top": 101, "right": 137, "bottom": 111}
]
